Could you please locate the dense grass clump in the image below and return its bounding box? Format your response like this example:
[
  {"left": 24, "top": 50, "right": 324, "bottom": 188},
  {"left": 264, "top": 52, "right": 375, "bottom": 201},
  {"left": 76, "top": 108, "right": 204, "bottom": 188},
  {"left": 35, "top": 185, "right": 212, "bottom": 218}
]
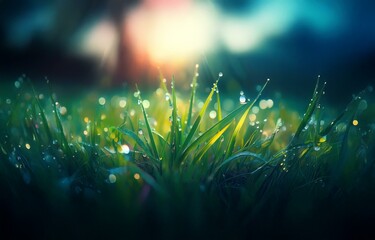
[{"left": 0, "top": 73, "right": 374, "bottom": 239}]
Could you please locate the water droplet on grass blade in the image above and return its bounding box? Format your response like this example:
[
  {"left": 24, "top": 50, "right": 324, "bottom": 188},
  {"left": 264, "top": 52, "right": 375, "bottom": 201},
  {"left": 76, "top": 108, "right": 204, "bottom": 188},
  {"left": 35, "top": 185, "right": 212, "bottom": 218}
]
[
  {"left": 165, "top": 93, "right": 170, "bottom": 101},
  {"left": 120, "top": 144, "right": 130, "bottom": 154},
  {"left": 108, "top": 174, "right": 116, "bottom": 183},
  {"left": 239, "top": 95, "right": 246, "bottom": 104},
  {"left": 209, "top": 110, "right": 217, "bottom": 119},
  {"left": 142, "top": 100, "right": 150, "bottom": 109}
]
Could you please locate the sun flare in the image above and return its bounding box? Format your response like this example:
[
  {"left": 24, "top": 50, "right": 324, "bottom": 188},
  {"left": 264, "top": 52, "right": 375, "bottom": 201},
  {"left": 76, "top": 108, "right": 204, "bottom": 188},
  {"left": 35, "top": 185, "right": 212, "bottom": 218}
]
[{"left": 125, "top": 2, "right": 217, "bottom": 66}]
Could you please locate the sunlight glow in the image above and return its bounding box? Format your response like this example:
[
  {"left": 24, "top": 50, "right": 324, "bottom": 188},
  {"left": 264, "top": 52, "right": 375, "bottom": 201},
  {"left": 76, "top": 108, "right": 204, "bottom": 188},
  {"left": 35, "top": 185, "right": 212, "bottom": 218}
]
[
  {"left": 126, "top": 2, "right": 217, "bottom": 64},
  {"left": 79, "top": 20, "right": 118, "bottom": 69}
]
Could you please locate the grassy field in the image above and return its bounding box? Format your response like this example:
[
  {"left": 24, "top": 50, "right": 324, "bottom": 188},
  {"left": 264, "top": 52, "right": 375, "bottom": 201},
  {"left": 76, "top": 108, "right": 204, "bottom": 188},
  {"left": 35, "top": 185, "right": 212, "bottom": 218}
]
[{"left": 0, "top": 72, "right": 374, "bottom": 239}]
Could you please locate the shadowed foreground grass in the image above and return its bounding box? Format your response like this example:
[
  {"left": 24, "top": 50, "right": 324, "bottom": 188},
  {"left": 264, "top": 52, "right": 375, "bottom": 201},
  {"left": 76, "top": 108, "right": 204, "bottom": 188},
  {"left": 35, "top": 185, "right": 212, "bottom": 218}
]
[{"left": 0, "top": 74, "right": 374, "bottom": 239}]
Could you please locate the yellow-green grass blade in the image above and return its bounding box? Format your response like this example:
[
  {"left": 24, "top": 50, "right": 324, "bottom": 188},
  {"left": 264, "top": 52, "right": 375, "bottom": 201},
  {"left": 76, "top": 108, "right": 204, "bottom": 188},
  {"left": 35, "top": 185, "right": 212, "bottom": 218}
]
[
  {"left": 216, "top": 90, "right": 223, "bottom": 121},
  {"left": 224, "top": 79, "right": 269, "bottom": 159},
  {"left": 180, "top": 101, "right": 250, "bottom": 163},
  {"left": 179, "top": 78, "right": 220, "bottom": 157},
  {"left": 194, "top": 124, "right": 230, "bottom": 163}
]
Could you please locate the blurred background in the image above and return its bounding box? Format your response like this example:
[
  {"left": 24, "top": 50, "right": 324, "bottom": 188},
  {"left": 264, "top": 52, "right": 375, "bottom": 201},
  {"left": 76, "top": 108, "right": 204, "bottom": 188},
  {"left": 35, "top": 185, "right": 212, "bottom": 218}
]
[{"left": 0, "top": 0, "right": 374, "bottom": 104}]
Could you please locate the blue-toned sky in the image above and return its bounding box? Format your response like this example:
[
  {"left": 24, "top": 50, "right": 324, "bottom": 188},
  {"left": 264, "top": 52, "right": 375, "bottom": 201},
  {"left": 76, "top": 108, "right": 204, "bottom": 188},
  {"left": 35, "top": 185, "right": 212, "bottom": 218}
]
[{"left": 0, "top": 0, "right": 374, "bottom": 101}]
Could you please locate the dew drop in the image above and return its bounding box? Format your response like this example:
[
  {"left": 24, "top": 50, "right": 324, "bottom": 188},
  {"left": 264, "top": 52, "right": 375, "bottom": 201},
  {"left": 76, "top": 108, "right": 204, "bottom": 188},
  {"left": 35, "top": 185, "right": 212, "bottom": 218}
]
[
  {"left": 239, "top": 95, "right": 246, "bottom": 104},
  {"left": 108, "top": 174, "right": 117, "bottom": 183},
  {"left": 209, "top": 110, "right": 217, "bottom": 119},
  {"left": 133, "top": 91, "right": 140, "bottom": 98},
  {"left": 121, "top": 144, "right": 130, "bottom": 154},
  {"left": 165, "top": 93, "right": 170, "bottom": 101},
  {"left": 142, "top": 100, "right": 151, "bottom": 108}
]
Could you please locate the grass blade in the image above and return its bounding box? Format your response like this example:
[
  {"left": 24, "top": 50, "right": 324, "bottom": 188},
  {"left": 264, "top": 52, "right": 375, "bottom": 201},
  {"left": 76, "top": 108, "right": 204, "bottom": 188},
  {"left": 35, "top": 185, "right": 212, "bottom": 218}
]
[
  {"left": 194, "top": 124, "right": 230, "bottom": 163},
  {"left": 159, "top": 71, "right": 173, "bottom": 107},
  {"left": 50, "top": 93, "right": 71, "bottom": 155},
  {"left": 289, "top": 77, "right": 326, "bottom": 145},
  {"left": 185, "top": 64, "right": 199, "bottom": 134},
  {"left": 215, "top": 151, "right": 266, "bottom": 174},
  {"left": 180, "top": 101, "right": 250, "bottom": 163},
  {"left": 179, "top": 76, "right": 221, "bottom": 157},
  {"left": 31, "top": 85, "right": 53, "bottom": 143},
  {"left": 225, "top": 79, "right": 269, "bottom": 159},
  {"left": 170, "top": 77, "right": 181, "bottom": 168},
  {"left": 127, "top": 163, "right": 163, "bottom": 193},
  {"left": 116, "top": 127, "right": 155, "bottom": 161},
  {"left": 135, "top": 86, "right": 160, "bottom": 161},
  {"left": 216, "top": 89, "right": 223, "bottom": 121}
]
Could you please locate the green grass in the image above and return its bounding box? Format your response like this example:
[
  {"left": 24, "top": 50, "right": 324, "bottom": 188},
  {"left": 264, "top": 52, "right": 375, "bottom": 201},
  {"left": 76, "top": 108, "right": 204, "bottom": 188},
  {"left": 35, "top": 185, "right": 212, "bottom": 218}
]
[{"left": 0, "top": 74, "right": 374, "bottom": 239}]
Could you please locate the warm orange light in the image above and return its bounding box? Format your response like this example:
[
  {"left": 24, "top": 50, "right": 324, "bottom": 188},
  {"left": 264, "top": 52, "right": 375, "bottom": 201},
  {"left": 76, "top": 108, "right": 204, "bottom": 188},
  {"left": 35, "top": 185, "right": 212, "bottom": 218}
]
[{"left": 125, "top": 1, "right": 217, "bottom": 67}]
